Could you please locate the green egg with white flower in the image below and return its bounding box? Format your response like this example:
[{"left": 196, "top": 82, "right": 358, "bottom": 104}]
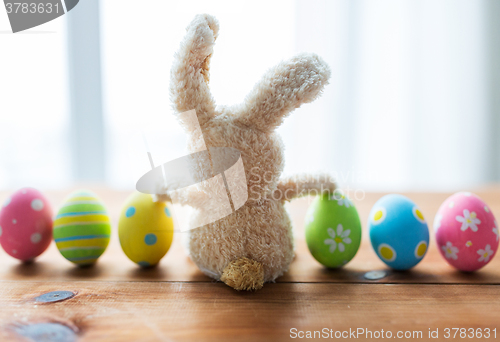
[{"left": 305, "top": 193, "right": 362, "bottom": 268}]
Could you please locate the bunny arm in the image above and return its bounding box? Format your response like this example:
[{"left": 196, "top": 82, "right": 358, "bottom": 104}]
[
  {"left": 154, "top": 186, "right": 210, "bottom": 208},
  {"left": 157, "top": 173, "right": 336, "bottom": 204},
  {"left": 272, "top": 173, "right": 337, "bottom": 202},
  {"left": 237, "top": 53, "right": 331, "bottom": 133},
  {"left": 170, "top": 14, "right": 219, "bottom": 127}
]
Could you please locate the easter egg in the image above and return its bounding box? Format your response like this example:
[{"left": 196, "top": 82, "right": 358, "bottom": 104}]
[
  {"left": 369, "top": 194, "right": 429, "bottom": 270},
  {"left": 305, "top": 193, "right": 362, "bottom": 268},
  {"left": 118, "top": 192, "right": 174, "bottom": 267},
  {"left": 0, "top": 188, "right": 53, "bottom": 261},
  {"left": 54, "top": 190, "right": 111, "bottom": 266},
  {"left": 434, "top": 192, "right": 498, "bottom": 272}
]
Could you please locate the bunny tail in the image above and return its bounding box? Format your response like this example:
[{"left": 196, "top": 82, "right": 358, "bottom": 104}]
[{"left": 220, "top": 257, "right": 264, "bottom": 291}]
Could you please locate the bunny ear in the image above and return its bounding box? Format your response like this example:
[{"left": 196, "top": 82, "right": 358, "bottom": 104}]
[
  {"left": 237, "top": 53, "right": 331, "bottom": 133},
  {"left": 170, "top": 14, "right": 219, "bottom": 127}
]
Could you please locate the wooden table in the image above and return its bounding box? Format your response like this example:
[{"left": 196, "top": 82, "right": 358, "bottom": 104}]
[{"left": 1, "top": 188, "right": 500, "bottom": 341}]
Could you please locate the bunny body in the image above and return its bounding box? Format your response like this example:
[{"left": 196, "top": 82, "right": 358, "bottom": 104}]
[{"left": 168, "top": 14, "right": 336, "bottom": 290}]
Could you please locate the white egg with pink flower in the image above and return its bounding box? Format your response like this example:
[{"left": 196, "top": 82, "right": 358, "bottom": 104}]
[{"left": 434, "top": 192, "right": 498, "bottom": 272}]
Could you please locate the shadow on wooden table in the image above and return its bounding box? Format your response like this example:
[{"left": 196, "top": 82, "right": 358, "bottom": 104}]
[
  {"left": 9, "top": 262, "right": 50, "bottom": 278},
  {"left": 127, "top": 264, "right": 171, "bottom": 280},
  {"left": 312, "top": 266, "right": 434, "bottom": 283},
  {"left": 64, "top": 264, "right": 104, "bottom": 279},
  {"left": 8, "top": 261, "right": 105, "bottom": 279}
]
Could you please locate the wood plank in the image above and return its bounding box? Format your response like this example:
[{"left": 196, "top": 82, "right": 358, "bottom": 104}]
[
  {"left": 0, "top": 281, "right": 499, "bottom": 341},
  {"left": 1, "top": 190, "right": 500, "bottom": 284}
]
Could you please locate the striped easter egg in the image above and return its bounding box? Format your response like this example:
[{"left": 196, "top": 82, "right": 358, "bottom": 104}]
[{"left": 54, "top": 190, "right": 111, "bottom": 266}]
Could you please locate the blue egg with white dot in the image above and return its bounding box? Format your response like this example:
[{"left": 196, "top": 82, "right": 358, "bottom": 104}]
[{"left": 368, "top": 194, "right": 429, "bottom": 270}]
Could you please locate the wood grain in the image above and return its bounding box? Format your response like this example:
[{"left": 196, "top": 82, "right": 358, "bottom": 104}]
[{"left": 0, "top": 281, "right": 499, "bottom": 342}]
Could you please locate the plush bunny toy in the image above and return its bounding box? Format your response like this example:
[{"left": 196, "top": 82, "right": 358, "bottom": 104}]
[{"left": 164, "top": 14, "right": 336, "bottom": 291}]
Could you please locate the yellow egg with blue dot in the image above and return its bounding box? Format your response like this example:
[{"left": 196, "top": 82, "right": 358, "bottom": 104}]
[
  {"left": 118, "top": 192, "right": 174, "bottom": 267},
  {"left": 54, "top": 190, "right": 111, "bottom": 266}
]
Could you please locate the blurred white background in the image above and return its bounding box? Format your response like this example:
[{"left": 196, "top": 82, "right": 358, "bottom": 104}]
[
  {"left": 0, "top": 9, "right": 69, "bottom": 188},
  {"left": 1, "top": 0, "right": 499, "bottom": 192}
]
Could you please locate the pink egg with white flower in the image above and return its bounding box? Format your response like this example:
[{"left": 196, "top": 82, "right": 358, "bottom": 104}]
[
  {"left": 434, "top": 192, "right": 498, "bottom": 272},
  {"left": 0, "top": 188, "right": 53, "bottom": 261}
]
